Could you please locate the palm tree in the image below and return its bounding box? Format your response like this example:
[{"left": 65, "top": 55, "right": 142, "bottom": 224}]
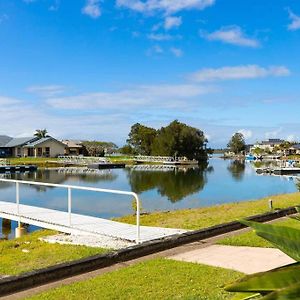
[{"left": 34, "top": 129, "right": 48, "bottom": 138}]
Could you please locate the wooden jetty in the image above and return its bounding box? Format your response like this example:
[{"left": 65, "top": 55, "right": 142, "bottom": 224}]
[
  {"left": 135, "top": 155, "right": 198, "bottom": 165},
  {"left": 0, "top": 165, "right": 37, "bottom": 174},
  {"left": 88, "top": 162, "right": 125, "bottom": 170}
]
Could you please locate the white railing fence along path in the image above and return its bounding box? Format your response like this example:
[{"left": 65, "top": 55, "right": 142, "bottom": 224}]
[{"left": 0, "top": 178, "right": 141, "bottom": 243}]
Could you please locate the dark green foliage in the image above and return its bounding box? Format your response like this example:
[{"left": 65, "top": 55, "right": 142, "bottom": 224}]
[
  {"left": 227, "top": 133, "right": 246, "bottom": 154},
  {"left": 119, "top": 144, "right": 135, "bottom": 155},
  {"left": 127, "top": 123, "right": 157, "bottom": 155},
  {"left": 151, "top": 120, "right": 207, "bottom": 160},
  {"left": 34, "top": 129, "right": 48, "bottom": 138},
  {"left": 125, "top": 120, "right": 208, "bottom": 160}
]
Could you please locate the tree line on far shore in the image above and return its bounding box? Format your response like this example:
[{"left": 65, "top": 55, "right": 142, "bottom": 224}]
[{"left": 119, "top": 120, "right": 210, "bottom": 161}]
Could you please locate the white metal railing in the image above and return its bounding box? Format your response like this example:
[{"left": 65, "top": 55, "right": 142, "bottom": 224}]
[{"left": 0, "top": 178, "right": 141, "bottom": 244}]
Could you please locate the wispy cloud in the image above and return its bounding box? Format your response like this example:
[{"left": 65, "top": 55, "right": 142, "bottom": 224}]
[
  {"left": 82, "top": 0, "right": 101, "bottom": 18},
  {"left": 116, "top": 0, "right": 215, "bottom": 15},
  {"left": 164, "top": 16, "right": 182, "bottom": 30},
  {"left": 170, "top": 47, "right": 183, "bottom": 57},
  {"left": 46, "top": 84, "right": 215, "bottom": 111},
  {"left": 146, "top": 45, "right": 164, "bottom": 56},
  {"left": 287, "top": 8, "right": 300, "bottom": 31},
  {"left": 27, "top": 85, "right": 66, "bottom": 97},
  {"left": 201, "top": 26, "right": 260, "bottom": 48},
  {"left": 0, "top": 96, "right": 20, "bottom": 106},
  {"left": 49, "top": 0, "right": 60, "bottom": 11},
  {"left": 189, "top": 65, "right": 290, "bottom": 82},
  {"left": 238, "top": 129, "right": 252, "bottom": 139},
  {"left": 147, "top": 33, "right": 174, "bottom": 41}
]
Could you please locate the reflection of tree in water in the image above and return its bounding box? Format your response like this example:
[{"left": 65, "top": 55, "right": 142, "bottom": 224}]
[
  {"left": 227, "top": 160, "right": 245, "bottom": 181},
  {"left": 127, "top": 162, "right": 210, "bottom": 202}
]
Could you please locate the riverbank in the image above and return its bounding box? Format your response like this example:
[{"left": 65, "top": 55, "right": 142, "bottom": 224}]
[{"left": 115, "top": 192, "right": 300, "bottom": 230}]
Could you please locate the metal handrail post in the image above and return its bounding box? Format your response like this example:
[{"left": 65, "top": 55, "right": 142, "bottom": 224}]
[
  {"left": 132, "top": 192, "right": 140, "bottom": 244},
  {"left": 16, "top": 181, "right": 20, "bottom": 227},
  {"left": 68, "top": 187, "right": 72, "bottom": 226}
]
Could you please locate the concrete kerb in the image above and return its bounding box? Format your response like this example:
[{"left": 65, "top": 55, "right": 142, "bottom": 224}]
[{"left": 0, "top": 205, "right": 297, "bottom": 297}]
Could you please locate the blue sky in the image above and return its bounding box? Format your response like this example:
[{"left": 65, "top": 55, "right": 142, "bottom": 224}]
[{"left": 0, "top": 0, "right": 300, "bottom": 147}]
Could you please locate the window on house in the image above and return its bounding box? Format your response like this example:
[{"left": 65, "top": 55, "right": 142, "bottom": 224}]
[{"left": 45, "top": 147, "right": 50, "bottom": 157}]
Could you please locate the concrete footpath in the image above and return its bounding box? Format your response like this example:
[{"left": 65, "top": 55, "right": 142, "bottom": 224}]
[{"left": 168, "top": 244, "right": 295, "bottom": 274}]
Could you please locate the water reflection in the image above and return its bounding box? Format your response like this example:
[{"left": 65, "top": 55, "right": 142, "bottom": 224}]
[
  {"left": 127, "top": 162, "right": 210, "bottom": 202},
  {"left": 227, "top": 160, "right": 245, "bottom": 181},
  {"left": 2, "top": 169, "right": 118, "bottom": 192}
]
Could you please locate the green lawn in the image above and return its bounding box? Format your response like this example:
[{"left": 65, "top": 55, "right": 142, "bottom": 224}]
[
  {"left": 0, "top": 230, "right": 110, "bottom": 276},
  {"left": 27, "top": 258, "right": 241, "bottom": 300},
  {"left": 115, "top": 192, "right": 300, "bottom": 230},
  {"left": 218, "top": 218, "right": 300, "bottom": 248},
  {"left": 7, "top": 157, "right": 60, "bottom": 167}
]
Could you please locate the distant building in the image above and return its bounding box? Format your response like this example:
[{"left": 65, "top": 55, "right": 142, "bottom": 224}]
[
  {"left": 0, "top": 135, "right": 66, "bottom": 158},
  {"left": 61, "top": 140, "right": 85, "bottom": 156},
  {"left": 250, "top": 139, "right": 285, "bottom": 153}
]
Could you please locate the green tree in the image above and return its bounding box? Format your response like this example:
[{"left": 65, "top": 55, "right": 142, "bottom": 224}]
[
  {"left": 151, "top": 120, "right": 207, "bottom": 161},
  {"left": 82, "top": 141, "right": 118, "bottom": 157},
  {"left": 227, "top": 132, "right": 246, "bottom": 154},
  {"left": 119, "top": 145, "right": 135, "bottom": 155},
  {"left": 34, "top": 129, "right": 48, "bottom": 138},
  {"left": 127, "top": 123, "right": 157, "bottom": 155}
]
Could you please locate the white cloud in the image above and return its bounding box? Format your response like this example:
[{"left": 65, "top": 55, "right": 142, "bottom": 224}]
[
  {"left": 189, "top": 65, "right": 291, "bottom": 82},
  {"left": 46, "top": 84, "right": 215, "bottom": 111},
  {"left": 164, "top": 16, "right": 182, "bottom": 30},
  {"left": 27, "top": 85, "right": 66, "bottom": 97},
  {"left": 238, "top": 129, "right": 252, "bottom": 139},
  {"left": 265, "top": 127, "right": 283, "bottom": 139},
  {"left": 201, "top": 26, "right": 260, "bottom": 48},
  {"left": 286, "top": 134, "right": 297, "bottom": 142},
  {"left": 146, "top": 45, "right": 164, "bottom": 56},
  {"left": 82, "top": 0, "right": 101, "bottom": 18},
  {"left": 0, "top": 96, "right": 20, "bottom": 106},
  {"left": 287, "top": 8, "right": 300, "bottom": 31},
  {"left": 116, "top": 0, "right": 215, "bottom": 15},
  {"left": 147, "top": 33, "right": 173, "bottom": 41},
  {"left": 170, "top": 47, "right": 183, "bottom": 57}
]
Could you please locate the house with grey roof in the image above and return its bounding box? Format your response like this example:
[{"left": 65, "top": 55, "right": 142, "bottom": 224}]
[{"left": 0, "top": 135, "right": 66, "bottom": 158}]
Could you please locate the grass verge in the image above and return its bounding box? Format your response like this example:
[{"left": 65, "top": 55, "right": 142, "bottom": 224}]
[
  {"left": 27, "top": 258, "right": 241, "bottom": 300},
  {"left": 218, "top": 218, "right": 300, "bottom": 248},
  {"left": 0, "top": 230, "right": 109, "bottom": 276},
  {"left": 7, "top": 157, "right": 60, "bottom": 168},
  {"left": 114, "top": 192, "right": 300, "bottom": 230}
]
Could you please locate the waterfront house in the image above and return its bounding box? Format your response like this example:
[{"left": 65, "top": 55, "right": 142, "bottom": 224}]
[
  {"left": 61, "top": 140, "right": 85, "bottom": 156},
  {"left": 0, "top": 135, "right": 66, "bottom": 158}
]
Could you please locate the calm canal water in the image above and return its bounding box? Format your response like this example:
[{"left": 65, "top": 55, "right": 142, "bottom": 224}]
[{"left": 1, "top": 157, "right": 299, "bottom": 239}]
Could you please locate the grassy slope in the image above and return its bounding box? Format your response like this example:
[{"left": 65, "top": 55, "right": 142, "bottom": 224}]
[
  {"left": 115, "top": 193, "right": 300, "bottom": 230},
  {"left": 0, "top": 230, "right": 109, "bottom": 276},
  {"left": 218, "top": 218, "right": 300, "bottom": 248},
  {"left": 28, "top": 258, "right": 241, "bottom": 300}
]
